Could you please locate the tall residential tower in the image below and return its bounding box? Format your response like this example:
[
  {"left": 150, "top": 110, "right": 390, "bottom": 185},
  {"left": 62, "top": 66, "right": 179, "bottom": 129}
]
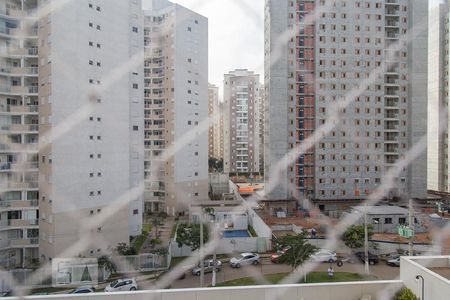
[
  {"left": 0, "top": 0, "right": 39, "bottom": 268},
  {"left": 428, "top": 0, "right": 449, "bottom": 193},
  {"left": 265, "top": 0, "right": 428, "bottom": 209},
  {"left": 37, "top": 0, "right": 144, "bottom": 261},
  {"left": 143, "top": 0, "right": 208, "bottom": 215},
  {"left": 223, "top": 69, "right": 263, "bottom": 174}
]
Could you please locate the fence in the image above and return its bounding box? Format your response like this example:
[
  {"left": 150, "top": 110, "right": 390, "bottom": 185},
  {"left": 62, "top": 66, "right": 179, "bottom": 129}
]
[{"left": 113, "top": 253, "right": 170, "bottom": 273}]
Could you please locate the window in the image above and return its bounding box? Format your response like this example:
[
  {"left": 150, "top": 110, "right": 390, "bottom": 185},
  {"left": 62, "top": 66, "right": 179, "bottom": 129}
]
[
  {"left": 133, "top": 125, "right": 139, "bottom": 131},
  {"left": 132, "top": 26, "right": 138, "bottom": 33},
  {"left": 384, "top": 218, "right": 392, "bottom": 224}
]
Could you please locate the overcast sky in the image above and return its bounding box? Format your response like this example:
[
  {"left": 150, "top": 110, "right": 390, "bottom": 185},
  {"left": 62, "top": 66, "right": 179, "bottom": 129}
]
[
  {"left": 143, "top": 0, "right": 264, "bottom": 98},
  {"left": 143, "top": 0, "right": 441, "bottom": 99}
]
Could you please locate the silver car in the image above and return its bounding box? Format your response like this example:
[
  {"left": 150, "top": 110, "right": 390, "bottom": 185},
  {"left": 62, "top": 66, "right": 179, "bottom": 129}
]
[
  {"left": 230, "top": 252, "right": 260, "bottom": 268},
  {"left": 191, "top": 259, "right": 222, "bottom": 276},
  {"left": 310, "top": 249, "right": 338, "bottom": 263},
  {"left": 104, "top": 278, "right": 138, "bottom": 292}
]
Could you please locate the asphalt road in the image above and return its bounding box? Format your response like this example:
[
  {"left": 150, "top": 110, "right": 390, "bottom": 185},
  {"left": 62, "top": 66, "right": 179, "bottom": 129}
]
[{"left": 170, "top": 257, "right": 400, "bottom": 289}]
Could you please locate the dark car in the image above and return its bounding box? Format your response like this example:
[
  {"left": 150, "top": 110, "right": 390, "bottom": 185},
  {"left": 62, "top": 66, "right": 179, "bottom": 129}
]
[
  {"left": 271, "top": 247, "right": 290, "bottom": 263},
  {"left": 355, "top": 252, "right": 379, "bottom": 265}
]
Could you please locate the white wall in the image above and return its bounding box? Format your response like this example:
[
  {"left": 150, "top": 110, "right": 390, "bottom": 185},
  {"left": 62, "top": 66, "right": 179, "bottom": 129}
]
[
  {"left": 401, "top": 256, "right": 450, "bottom": 300},
  {"left": 6, "top": 281, "right": 404, "bottom": 300}
]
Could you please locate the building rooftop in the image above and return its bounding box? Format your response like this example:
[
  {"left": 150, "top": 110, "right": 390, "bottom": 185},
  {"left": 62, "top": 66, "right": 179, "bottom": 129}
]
[{"left": 351, "top": 205, "right": 408, "bottom": 215}]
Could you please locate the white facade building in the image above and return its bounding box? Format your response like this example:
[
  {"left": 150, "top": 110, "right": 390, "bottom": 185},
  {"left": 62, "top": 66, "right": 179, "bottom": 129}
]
[
  {"left": 428, "top": 0, "right": 449, "bottom": 193},
  {"left": 143, "top": 0, "right": 208, "bottom": 215},
  {"left": 37, "top": 0, "right": 144, "bottom": 261}
]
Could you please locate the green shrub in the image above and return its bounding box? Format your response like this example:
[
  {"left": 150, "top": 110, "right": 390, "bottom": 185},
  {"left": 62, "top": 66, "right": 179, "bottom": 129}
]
[
  {"left": 395, "top": 287, "right": 419, "bottom": 300},
  {"left": 248, "top": 225, "right": 257, "bottom": 237}
]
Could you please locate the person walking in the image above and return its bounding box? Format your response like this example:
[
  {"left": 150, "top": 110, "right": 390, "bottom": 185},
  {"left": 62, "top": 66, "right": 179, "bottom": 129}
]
[{"left": 327, "top": 266, "right": 334, "bottom": 279}]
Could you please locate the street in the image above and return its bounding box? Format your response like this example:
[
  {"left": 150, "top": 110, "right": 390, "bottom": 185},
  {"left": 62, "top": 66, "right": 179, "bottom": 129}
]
[{"left": 169, "top": 257, "right": 400, "bottom": 289}]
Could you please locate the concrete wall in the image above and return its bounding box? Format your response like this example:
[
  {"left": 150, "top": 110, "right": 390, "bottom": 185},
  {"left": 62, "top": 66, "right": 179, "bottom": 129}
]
[
  {"left": 7, "top": 281, "right": 404, "bottom": 300},
  {"left": 170, "top": 237, "right": 270, "bottom": 257},
  {"left": 248, "top": 207, "right": 272, "bottom": 238},
  {"left": 401, "top": 256, "right": 450, "bottom": 300}
]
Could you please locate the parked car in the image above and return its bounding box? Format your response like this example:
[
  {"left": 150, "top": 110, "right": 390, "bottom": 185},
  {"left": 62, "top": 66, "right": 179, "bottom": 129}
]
[
  {"left": 230, "top": 253, "right": 260, "bottom": 268},
  {"left": 191, "top": 259, "right": 222, "bottom": 275},
  {"left": 69, "top": 286, "right": 96, "bottom": 294},
  {"left": 310, "top": 249, "right": 338, "bottom": 263},
  {"left": 387, "top": 256, "right": 401, "bottom": 267},
  {"left": 104, "top": 278, "right": 138, "bottom": 292},
  {"left": 355, "top": 252, "right": 379, "bottom": 265},
  {"left": 271, "top": 247, "right": 290, "bottom": 263}
]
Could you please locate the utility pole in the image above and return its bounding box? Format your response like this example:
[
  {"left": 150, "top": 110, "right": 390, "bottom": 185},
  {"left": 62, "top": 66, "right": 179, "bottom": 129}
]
[
  {"left": 364, "top": 203, "right": 369, "bottom": 275},
  {"left": 199, "top": 212, "right": 204, "bottom": 287},
  {"left": 408, "top": 199, "right": 413, "bottom": 256}
]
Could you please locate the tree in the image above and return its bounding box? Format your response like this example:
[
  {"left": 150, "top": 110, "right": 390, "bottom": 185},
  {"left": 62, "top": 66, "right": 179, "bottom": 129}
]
[
  {"left": 342, "top": 224, "right": 373, "bottom": 250},
  {"left": 175, "top": 223, "right": 209, "bottom": 251},
  {"left": 116, "top": 243, "right": 137, "bottom": 256},
  {"left": 277, "top": 233, "right": 317, "bottom": 272},
  {"left": 98, "top": 255, "right": 116, "bottom": 274},
  {"left": 151, "top": 217, "right": 163, "bottom": 239}
]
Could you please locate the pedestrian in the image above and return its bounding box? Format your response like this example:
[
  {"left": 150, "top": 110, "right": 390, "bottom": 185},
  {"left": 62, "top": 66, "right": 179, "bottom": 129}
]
[
  {"left": 311, "top": 227, "right": 317, "bottom": 238},
  {"left": 327, "top": 266, "right": 334, "bottom": 278}
]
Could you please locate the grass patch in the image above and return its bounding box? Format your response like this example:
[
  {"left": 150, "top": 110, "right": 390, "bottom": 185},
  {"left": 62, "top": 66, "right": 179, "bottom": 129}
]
[
  {"left": 30, "top": 287, "right": 72, "bottom": 295},
  {"left": 133, "top": 234, "right": 147, "bottom": 253},
  {"left": 248, "top": 225, "right": 257, "bottom": 237},
  {"left": 214, "top": 272, "right": 378, "bottom": 287}
]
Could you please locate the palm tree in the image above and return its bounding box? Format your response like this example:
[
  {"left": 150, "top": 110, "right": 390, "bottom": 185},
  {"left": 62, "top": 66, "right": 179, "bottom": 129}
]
[{"left": 152, "top": 217, "right": 163, "bottom": 239}]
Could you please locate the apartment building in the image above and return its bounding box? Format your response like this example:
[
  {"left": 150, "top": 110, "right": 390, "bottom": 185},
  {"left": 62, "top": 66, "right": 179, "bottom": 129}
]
[
  {"left": 223, "top": 69, "right": 263, "bottom": 174},
  {"left": 428, "top": 0, "right": 449, "bottom": 193},
  {"left": 0, "top": 0, "right": 39, "bottom": 268},
  {"left": 208, "top": 83, "right": 223, "bottom": 161},
  {"left": 37, "top": 0, "right": 144, "bottom": 261},
  {"left": 258, "top": 84, "right": 265, "bottom": 172},
  {"left": 265, "top": 0, "right": 428, "bottom": 208},
  {"left": 143, "top": 0, "right": 208, "bottom": 215}
]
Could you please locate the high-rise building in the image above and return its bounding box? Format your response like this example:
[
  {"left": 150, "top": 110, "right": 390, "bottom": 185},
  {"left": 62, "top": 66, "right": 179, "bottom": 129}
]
[
  {"left": 208, "top": 83, "right": 221, "bottom": 160},
  {"left": 265, "top": 0, "right": 428, "bottom": 208},
  {"left": 223, "top": 69, "right": 263, "bottom": 174},
  {"left": 0, "top": 0, "right": 39, "bottom": 268},
  {"left": 143, "top": 0, "right": 208, "bottom": 215},
  {"left": 428, "top": 0, "right": 448, "bottom": 193},
  {"left": 258, "top": 84, "right": 265, "bottom": 172},
  {"left": 38, "top": 0, "right": 144, "bottom": 261}
]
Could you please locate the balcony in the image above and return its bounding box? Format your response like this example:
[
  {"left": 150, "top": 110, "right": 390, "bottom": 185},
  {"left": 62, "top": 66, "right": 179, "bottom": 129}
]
[
  {"left": 0, "top": 143, "right": 38, "bottom": 152},
  {"left": 2, "top": 124, "right": 39, "bottom": 132},
  {"left": 0, "top": 238, "right": 38, "bottom": 249},
  {"left": 4, "top": 181, "right": 38, "bottom": 189},
  {"left": 0, "top": 200, "right": 38, "bottom": 210},
  {"left": 1, "top": 218, "right": 39, "bottom": 227},
  {"left": 385, "top": 112, "right": 399, "bottom": 119}
]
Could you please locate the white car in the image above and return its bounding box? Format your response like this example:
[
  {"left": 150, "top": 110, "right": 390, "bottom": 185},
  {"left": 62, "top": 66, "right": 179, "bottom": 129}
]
[
  {"left": 310, "top": 249, "right": 337, "bottom": 263},
  {"left": 104, "top": 278, "right": 138, "bottom": 292},
  {"left": 230, "top": 252, "right": 260, "bottom": 268}
]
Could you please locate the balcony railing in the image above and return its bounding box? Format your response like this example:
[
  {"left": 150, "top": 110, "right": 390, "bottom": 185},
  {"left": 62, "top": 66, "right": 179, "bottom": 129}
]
[{"left": 0, "top": 199, "right": 38, "bottom": 209}]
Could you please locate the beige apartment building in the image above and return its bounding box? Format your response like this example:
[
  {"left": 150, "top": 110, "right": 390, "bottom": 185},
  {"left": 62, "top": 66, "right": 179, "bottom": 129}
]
[
  {"left": 143, "top": 0, "right": 209, "bottom": 215},
  {"left": 0, "top": 0, "right": 39, "bottom": 268},
  {"left": 208, "top": 83, "right": 223, "bottom": 160},
  {"left": 265, "top": 0, "right": 428, "bottom": 209},
  {"left": 223, "top": 69, "right": 263, "bottom": 174}
]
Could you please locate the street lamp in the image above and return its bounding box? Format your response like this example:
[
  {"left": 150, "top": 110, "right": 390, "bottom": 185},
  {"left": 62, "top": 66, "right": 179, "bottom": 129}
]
[
  {"left": 364, "top": 203, "right": 369, "bottom": 275},
  {"left": 415, "top": 275, "right": 424, "bottom": 300}
]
